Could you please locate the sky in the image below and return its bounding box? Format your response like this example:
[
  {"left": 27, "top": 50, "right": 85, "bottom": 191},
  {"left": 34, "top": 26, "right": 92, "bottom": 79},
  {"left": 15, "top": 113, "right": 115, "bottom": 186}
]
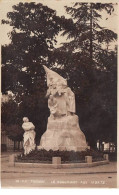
[{"left": 0, "top": 0, "right": 118, "bottom": 46}]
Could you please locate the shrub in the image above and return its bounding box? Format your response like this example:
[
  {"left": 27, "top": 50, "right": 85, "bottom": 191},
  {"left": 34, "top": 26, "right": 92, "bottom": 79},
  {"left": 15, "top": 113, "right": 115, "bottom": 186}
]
[{"left": 16, "top": 148, "right": 104, "bottom": 163}]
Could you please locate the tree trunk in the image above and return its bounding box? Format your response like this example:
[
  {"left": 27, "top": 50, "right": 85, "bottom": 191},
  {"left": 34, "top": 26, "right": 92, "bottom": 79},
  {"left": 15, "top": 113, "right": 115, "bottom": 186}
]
[
  {"left": 90, "top": 3, "right": 93, "bottom": 65},
  {"left": 14, "top": 141, "right": 15, "bottom": 151},
  {"left": 109, "top": 142, "right": 111, "bottom": 153},
  {"left": 18, "top": 141, "right": 20, "bottom": 150}
]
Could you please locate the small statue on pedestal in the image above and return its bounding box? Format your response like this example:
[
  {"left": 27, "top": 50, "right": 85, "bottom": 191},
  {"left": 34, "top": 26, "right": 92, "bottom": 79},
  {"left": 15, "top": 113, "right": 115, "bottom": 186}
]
[{"left": 22, "top": 117, "right": 36, "bottom": 155}]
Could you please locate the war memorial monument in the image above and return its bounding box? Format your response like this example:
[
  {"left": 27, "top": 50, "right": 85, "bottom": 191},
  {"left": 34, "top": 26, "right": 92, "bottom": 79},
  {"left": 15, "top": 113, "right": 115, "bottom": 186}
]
[{"left": 22, "top": 65, "right": 87, "bottom": 154}]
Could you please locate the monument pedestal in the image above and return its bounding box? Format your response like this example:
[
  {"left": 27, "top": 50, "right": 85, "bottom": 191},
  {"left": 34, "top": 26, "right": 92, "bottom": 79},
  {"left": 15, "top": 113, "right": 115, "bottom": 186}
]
[{"left": 38, "top": 114, "right": 87, "bottom": 151}]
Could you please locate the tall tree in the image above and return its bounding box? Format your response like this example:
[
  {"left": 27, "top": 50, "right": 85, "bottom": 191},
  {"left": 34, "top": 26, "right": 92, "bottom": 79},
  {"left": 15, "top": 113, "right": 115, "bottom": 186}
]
[
  {"left": 53, "top": 3, "right": 117, "bottom": 147},
  {"left": 2, "top": 2, "right": 61, "bottom": 99},
  {"left": 1, "top": 2, "right": 62, "bottom": 143},
  {"left": 61, "top": 3, "right": 117, "bottom": 67}
]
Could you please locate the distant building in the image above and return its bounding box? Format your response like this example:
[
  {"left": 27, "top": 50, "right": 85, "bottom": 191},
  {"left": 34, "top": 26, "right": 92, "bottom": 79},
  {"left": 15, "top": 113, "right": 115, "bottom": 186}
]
[
  {"left": 103, "top": 142, "right": 115, "bottom": 152},
  {"left": 97, "top": 140, "right": 116, "bottom": 152}
]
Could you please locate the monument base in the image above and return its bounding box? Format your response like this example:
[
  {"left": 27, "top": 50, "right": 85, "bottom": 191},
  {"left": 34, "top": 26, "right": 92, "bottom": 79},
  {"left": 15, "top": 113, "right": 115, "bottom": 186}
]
[{"left": 38, "top": 114, "right": 87, "bottom": 152}]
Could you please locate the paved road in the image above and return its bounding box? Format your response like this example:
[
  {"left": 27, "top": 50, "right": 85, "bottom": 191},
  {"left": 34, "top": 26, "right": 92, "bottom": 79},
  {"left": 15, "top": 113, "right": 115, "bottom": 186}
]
[
  {"left": 1, "top": 152, "right": 117, "bottom": 188},
  {"left": 1, "top": 172, "right": 116, "bottom": 188}
]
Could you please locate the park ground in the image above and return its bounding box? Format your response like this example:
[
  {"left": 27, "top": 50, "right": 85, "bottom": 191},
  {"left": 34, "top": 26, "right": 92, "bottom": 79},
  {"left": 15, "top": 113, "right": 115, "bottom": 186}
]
[{"left": 0, "top": 152, "right": 117, "bottom": 188}]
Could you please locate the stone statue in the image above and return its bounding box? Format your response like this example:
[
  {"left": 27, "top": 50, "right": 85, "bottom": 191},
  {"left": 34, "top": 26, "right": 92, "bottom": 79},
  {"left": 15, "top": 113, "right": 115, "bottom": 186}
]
[
  {"left": 38, "top": 66, "right": 87, "bottom": 151},
  {"left": 22, "top": 117, "right": 36, "bottom": 155},
  {"left": 44, "top": 65, "right": 75, "bottom": 117}
]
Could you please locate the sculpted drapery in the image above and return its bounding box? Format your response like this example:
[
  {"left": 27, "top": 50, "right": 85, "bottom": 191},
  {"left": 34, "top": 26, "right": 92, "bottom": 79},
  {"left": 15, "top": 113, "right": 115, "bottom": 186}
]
[
  {"left": 43, "top": 65, "right": 75, "bottom": 118},
  {"left": 22, "top": 117, "right": 36, "bottom": 155}
]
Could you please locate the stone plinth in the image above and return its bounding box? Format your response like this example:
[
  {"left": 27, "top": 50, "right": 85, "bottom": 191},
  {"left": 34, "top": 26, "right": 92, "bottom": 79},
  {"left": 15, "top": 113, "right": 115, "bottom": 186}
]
[
  {"left": 52, "top": 157, "right": 61, "bottom": 164},
  {"left": 103, "top": 154, "right": 109, "bottom": 160},
  {"left": 52, "top": 157, "right": 61, "bottom": 169},
  {"left": 85, "top": 156, "right": 92, "bottom": 163},
  {"left": 9, "top": 154, "right": 15, "bottom": 167},
  {"left": 38, "top": 114, "right": 87, "bottom": 151}
]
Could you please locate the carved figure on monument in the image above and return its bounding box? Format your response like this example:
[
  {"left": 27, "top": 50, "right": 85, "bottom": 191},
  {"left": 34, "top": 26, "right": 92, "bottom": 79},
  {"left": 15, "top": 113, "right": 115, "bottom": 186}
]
[
  {"left": 64, "top": 86, "right": 75, "bottom": 115},
  {"left": 22, "top": 117, "right": 36, "bottom": 155},
  {"left": 48, "top": 95, "right": 57, "bottom": 119},
  {"left": 38, "top": 65, "right": 87, "bottom": 151},
  {"left": 44, "top": 65, "right": 75, "bottom": 117}
]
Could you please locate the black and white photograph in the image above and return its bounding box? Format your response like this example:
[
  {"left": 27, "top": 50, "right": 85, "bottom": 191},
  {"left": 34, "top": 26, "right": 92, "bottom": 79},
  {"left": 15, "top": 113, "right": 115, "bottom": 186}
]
[{"left": 0, "top": 0, "right": 118, "bottom": 188}]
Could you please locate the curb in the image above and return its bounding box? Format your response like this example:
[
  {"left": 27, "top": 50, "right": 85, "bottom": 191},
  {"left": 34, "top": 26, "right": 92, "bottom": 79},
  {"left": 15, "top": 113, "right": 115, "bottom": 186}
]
[
  {"left": 13, "top": 160, "right": 109, "bottom": 168},
  {"left": 1, "top": 170, "right": 117, "bottom": 175}
]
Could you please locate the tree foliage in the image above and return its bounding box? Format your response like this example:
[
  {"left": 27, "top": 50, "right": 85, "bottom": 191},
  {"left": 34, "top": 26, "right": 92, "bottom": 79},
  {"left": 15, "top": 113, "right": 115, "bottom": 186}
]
[
  {"left": 1, "top": 2, "right": 62, "bottom": 143},
  {"left": 1, "top": 2, "right": 117, "bottom": 147},
  {"left": 53, "top": 3, "right": 117, "bottom": 146},
  {"left": 2, "top": 2, "right": 61, "bottom": 97}
]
